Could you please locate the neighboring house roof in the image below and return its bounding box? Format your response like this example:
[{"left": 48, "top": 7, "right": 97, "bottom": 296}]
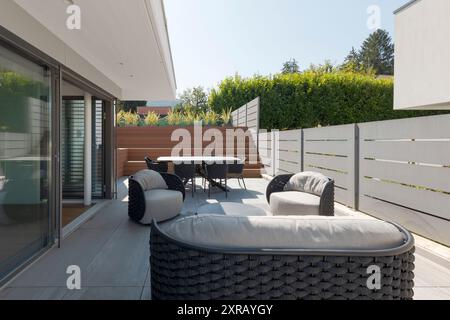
[
  {"left": 137, "top": 106, "right": 172, "bottom": 116},
  {"left": 146, "top": 100, "right": 181, "bottom": 108},
  {"left": 376, "top": 75, "right": 394, "bottom": 80}
]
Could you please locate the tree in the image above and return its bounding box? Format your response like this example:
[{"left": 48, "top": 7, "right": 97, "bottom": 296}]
[
  {"left": 358, "top": 29, "right": 394, "bottom": 75},
  {"left": 282, "top": 58, "right": 300, "bottom": 74},
  {"left": 343, "top": 47, "right": 360, "bottom": 66},
  {"left": 178, "top": 86, "right": 209, "bottom": 112},
  {"left": 305, "top": 60, "right": 335, "bottom": 74},
  {"left": 340, "top": 47, "right": 366, "bottom": 73},
  {"left": 116, "top": 100, "right": 147, "bottom": 113}
]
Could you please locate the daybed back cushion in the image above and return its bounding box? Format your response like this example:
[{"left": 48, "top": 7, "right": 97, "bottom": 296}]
[
  {"left": 284, "top": 171, "right": 329, "bottom": 196},
  {"left": 132, "top": 169, "right": 168, "bottom": 191},
  {"left": 161, "top": 215, "right": 407, "bottom": 251}
]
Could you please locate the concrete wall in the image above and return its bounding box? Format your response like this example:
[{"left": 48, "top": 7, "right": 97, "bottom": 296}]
[{"left": 394, "top": 0, "right": 450, "bottom": 110}]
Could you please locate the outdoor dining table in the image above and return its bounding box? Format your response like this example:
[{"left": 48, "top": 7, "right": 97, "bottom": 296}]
[
  {"left": 157, "top": 156, "right": 243, "bottom": 191},
  {"left": 156, "top": 156, "right": 242, "bottom": 164}
]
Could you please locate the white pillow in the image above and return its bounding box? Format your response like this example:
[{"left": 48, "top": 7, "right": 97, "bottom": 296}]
[{"left": 132, "top": 170, "right": 168, "bottom": 191}]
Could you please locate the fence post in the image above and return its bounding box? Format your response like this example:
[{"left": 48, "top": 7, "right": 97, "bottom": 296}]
[
  {"left": 256, "top": 97, "right": 260, "bottom": 152},
  {"left": 354, "top": 124, "right": 360, "bottom": 211},
  {"left": 300, "top": 129, "right": 304, "bottom": 172},
  {"left": 245, "top": 103, "right": 248, "bottom": 128},
  {"left": 272, "top": 130, "right": 279, "bottom": 176}
]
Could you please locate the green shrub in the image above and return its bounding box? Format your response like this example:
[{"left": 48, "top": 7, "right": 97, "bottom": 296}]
[
  {"left": 118, "top": 111, "right": 140, "bottom": 127},
  {"left": 209, "top": 72, "right": 447, "bottom": 130},
  {"left": 220, "top": 107, "right": 233, "bottom": 126},
  {"left": 200, "top": 110, "right": 219, "bottom": 126},
  {"left": 167, "top": 110, "right": 183, "bottom": 126},
  {"left": 144, "top": 111, "right": 160, "bottom": 126}
]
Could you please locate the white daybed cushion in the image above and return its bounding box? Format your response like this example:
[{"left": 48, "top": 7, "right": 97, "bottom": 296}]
[
  {"left": 141, "top": 189, "right": 183, "bottom": 224},
  {"left": 270, "top": 191, "right": 320, "bottom": 216},
  {"left": 161, "top": 215, "right": 406, "bottom": 251},
  {"left": 284, "top": 171, "right": 329, "bottom": 196},
  {"left": 132, "top": 169, "right": 167, "bottom": 191}
]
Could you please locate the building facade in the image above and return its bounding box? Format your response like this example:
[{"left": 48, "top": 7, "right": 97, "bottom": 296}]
[{"left": 0, "top": 0, "right": 176, "bottom": 284}]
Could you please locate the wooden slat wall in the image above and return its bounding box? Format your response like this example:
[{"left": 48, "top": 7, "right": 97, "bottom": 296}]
[
  {"left": 116, "top": 149, "right": 128, "bottom": 178},
  {"left": 116, "top": 126, "right": 261, "bottom": 178}
]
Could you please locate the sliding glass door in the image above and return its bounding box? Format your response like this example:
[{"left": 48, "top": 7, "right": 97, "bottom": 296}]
[
  {"left": 61, "top": 96, "right": 105, "bottom": 199},
  {"left": 0, "top": 44, "right": 53, "bottom": 280}
]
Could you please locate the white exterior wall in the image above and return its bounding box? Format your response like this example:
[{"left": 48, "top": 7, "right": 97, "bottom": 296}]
[{"left": 394, "top": 0, "right": 450, "bottom": 110}]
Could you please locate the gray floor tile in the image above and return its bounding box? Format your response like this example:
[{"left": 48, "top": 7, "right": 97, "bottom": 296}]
[
  {"left": 63, "top": 287, "right": 142, "bottom": 300},
  {"left": 413, "top": 255, "right": 450, "bottom": 287},
  {"left": 8, "top": 228, "right": 116, "bottom": 287},
  {"left": 414, "top": 287, "right": 450, "bottom": 300},
  {"left": 81, "top": 201, "right": 128, "bottom": 230},
  {"left": 0, "top": 287, "right": 67, "bottom": 300},
  {"left": 140, "top": 286, "right": 151, "bottom": 300},
  {"left": 81, "top": 220, "right": 150, "bottom": 287}
]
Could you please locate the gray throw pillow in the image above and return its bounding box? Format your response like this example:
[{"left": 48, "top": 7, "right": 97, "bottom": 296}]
[
  {"left": 284, "top": 171, "right": 329, "bottom": 196},
  {"left": 132, "top": 169, "right": 168, "bottom": 191}
]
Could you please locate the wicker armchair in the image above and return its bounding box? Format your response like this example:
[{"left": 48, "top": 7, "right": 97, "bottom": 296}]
[
  {"left": 128, "top": 173, "right": 185, "bottom": 225},
  {"left": 266, "top": 173, "right": 335, "bottom": 216},
  {"left": 150, "top": 220, "right": 415, "bottom": 300}
]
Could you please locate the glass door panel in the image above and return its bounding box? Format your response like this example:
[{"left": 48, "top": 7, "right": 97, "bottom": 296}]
[{"left": 0, "top": 44, "right": 52, "bottom": 280}]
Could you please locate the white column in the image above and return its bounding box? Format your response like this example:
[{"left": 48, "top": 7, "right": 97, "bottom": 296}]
[{"left": 84, "top": 93, "right": 92, "bottom": 206}]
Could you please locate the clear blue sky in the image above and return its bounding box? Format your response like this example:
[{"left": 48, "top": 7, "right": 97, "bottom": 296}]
[{"left": 164, "top": 0, "right": 409, "bottom": 95}]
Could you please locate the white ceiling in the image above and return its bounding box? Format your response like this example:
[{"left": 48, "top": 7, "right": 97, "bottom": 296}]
[{"left": 14, "top": 0, "right": 177, "bottom": 100}]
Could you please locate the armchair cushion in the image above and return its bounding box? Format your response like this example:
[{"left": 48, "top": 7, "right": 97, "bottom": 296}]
[
  {"left": 284, "top": 171, "right": 330, "bottom": 196},
  {"left": 132, "top": 169, "right": 168, "bottom": 191},
  {"left": 141, "top": 189, "right": 183, "bottom": 224},
  {"left": 270, "top": 191, "right": 320, "bottom": 216}
]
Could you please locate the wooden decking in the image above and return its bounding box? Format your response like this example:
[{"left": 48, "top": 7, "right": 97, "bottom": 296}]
[{"left": 0, "top": 178, "right": 449, "bottom": 300}]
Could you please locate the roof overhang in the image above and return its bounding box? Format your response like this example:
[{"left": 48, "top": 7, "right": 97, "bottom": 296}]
[{"left": 13, "top": 0, "right": 177, "bottom": 100}]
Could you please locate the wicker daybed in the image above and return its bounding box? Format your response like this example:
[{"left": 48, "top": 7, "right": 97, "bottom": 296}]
[{"left": 150, "top": 215, "right": 415, "bottom": 300}]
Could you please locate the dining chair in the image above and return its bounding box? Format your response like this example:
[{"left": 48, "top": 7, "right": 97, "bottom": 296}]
[
  {"left": 204, "top": 163, "right": 228, "bottom": 199},
  {"left": 227, "top": 160, "right": 246, "bottom": 190},
  {"left": 174, "top": 162, "right": 197, "bottom": 197},
  {"left": 144, "top": 157, "right": 168, "bottom": 173}
]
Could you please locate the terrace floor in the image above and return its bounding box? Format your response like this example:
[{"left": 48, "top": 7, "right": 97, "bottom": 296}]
[{"left": 1, "top": 177, "right": 449, "bottom": 300}]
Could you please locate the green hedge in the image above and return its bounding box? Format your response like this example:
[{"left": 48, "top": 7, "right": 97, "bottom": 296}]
[{"left": 209, "top": 72, "right": 446, "bottom": 130}]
